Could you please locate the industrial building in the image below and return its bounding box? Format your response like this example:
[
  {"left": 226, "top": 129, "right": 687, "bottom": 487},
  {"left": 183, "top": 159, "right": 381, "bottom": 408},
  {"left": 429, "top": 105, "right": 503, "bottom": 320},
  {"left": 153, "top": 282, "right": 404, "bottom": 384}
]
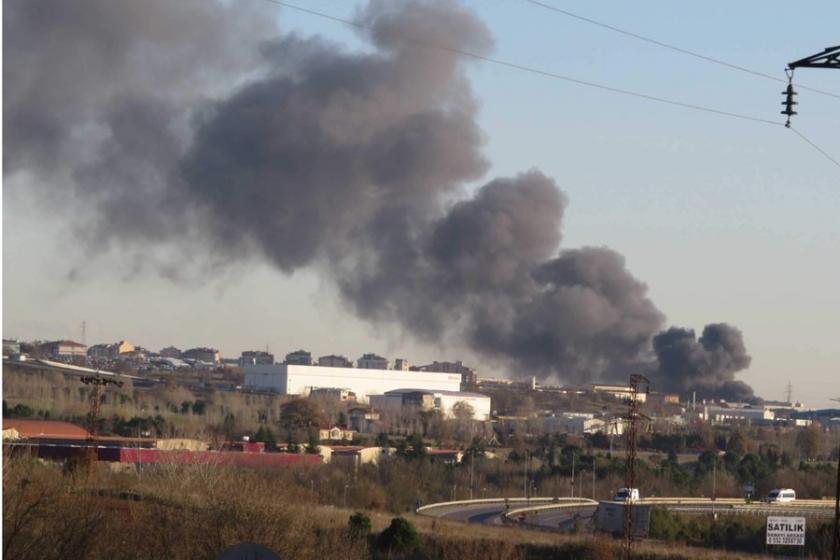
[
  {"left": 243, "top": 364, "right": 462, "bottom": 402},
  {"left": 369, "top": 388, "right": 491, "bottom": 421},
  {"left": 702, "top": 406, "right": 775, "bottom": 424},
  {"left": 589, "top": 383, "right": 648, "bottom": 403}
]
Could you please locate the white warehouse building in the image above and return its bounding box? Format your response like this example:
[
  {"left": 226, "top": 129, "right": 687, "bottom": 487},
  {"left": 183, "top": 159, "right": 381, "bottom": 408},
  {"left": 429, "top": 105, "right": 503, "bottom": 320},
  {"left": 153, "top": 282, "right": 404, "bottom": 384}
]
[
  {"left": 370, "top": 389, "right": 492, "bottom": 421},
  {"left": 243, "top": 364, "right": 462, "bottom": 402}
]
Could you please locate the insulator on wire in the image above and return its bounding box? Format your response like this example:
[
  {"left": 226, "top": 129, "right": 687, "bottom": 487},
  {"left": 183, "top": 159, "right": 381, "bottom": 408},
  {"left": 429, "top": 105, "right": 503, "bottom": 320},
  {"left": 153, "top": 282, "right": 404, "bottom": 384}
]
[{"left": 781, "top": 70, "right": 798, "bottom": 127}]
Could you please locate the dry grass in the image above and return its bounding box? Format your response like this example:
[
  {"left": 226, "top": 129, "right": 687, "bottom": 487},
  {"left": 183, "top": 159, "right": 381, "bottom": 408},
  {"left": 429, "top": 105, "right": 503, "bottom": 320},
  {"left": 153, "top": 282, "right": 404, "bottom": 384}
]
[{"left": 3, "top": 451, "right": 782, "bottom": 560}]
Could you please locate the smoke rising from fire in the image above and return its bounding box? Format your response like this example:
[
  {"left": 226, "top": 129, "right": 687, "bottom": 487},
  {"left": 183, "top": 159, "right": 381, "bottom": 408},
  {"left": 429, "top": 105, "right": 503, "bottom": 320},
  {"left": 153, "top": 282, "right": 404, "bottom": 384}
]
[{"left": 3, "top": 0, "right": 755, "bottom": 399}]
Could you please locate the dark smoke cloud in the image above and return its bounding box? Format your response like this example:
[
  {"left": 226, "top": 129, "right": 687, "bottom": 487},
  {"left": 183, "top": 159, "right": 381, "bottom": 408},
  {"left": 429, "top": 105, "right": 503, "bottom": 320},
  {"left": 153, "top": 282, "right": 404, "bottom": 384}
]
[
  {"left": 4, "top": 0, "right": 756, "bottom": 398},
  {"left": 652, "top": 324, "right": 754, "bottom": 401}
]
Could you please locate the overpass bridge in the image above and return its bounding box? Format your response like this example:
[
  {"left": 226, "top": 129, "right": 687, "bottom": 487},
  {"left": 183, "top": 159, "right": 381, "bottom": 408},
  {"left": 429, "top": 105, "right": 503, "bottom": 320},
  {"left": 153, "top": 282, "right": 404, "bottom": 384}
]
[{"left": 418, "top": 496, "right": 836, "bottom": 532}]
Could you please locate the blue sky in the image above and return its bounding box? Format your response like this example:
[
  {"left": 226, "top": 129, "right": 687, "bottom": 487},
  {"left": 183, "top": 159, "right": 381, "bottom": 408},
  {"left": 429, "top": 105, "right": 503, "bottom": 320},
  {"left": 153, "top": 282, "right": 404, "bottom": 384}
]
[{"left": 4, "top": 0, "right": 839, "bottom": 406}]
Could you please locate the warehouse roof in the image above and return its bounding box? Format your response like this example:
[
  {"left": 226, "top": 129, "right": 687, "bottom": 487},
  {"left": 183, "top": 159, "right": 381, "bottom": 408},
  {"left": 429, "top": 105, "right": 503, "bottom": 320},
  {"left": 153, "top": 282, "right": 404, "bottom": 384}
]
[{"left": 2, "top": 419, "right": 91, "bottom": 439}]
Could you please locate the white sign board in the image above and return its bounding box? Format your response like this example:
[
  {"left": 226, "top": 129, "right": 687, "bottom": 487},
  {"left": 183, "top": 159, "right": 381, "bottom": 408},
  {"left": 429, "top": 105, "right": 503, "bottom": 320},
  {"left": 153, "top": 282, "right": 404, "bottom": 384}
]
[{"left": 766, "top": 516, "right": 805, "bottom": 546}]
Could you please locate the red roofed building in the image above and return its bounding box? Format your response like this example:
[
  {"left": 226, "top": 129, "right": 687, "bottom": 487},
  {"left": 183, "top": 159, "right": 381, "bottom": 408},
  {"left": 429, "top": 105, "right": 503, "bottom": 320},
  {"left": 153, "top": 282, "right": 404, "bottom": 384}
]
[{"left": 2, "top": 419, "right": 91, "bottom": 439}]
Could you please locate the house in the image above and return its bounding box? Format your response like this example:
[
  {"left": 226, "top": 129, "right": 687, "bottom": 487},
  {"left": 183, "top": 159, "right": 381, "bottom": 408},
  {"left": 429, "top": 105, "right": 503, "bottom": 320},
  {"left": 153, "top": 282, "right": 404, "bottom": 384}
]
[
  {"left": 368, "top": 388, "right": 492, "bottom": 421},
  {"left": 240, "top": 351, "right": 274, "bottom": 366},
  {"left": 426, "top": 448, "right": 464, "bottom": 464},
  {"left": 285, "top": 349, "right": 313, "bottom": 365},
  {"left": 318, "top": 426, "right": 356, "bottom": 442},
  {"left": 317, "top": 354, "right": 352, "bottom": 368},
  {"left": 417, "top": 360, "right": 478, "bottom": 388},
  {"left": 310, "top": 388, "right": 356, "bottom": 402},
  {"left": 39, "top": 340, "right": 87, "bottom": 359},
  {"left": 325, "top": 446, "right": 396, "bottom": 467},
  {"left": 181, "top": 347, "right": 221, "bottom": 365},
  {"left": 3, "top": 339, "right": 21, "bottom": 356},
  {"left": 159, "top": 346, "right": 182, "bottom": 358},
  {"left": 357, "top": 353, "right": 389, "bottom": 370},
  {"left": 349, "top": 407, "right": 381, "bottom": 433}
]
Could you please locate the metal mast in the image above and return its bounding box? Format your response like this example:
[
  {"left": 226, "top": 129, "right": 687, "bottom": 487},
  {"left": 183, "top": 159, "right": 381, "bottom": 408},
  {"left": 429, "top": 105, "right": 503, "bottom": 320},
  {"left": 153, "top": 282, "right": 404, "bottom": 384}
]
[
  {"left": 788, "top": 46, "right": 840, "bottom": 70},
  {"left": 623, "top": 374, "right": 650, "bottom": 560},
  {"left": 80, "top": 375, "right": 123, "bottom": 466}
]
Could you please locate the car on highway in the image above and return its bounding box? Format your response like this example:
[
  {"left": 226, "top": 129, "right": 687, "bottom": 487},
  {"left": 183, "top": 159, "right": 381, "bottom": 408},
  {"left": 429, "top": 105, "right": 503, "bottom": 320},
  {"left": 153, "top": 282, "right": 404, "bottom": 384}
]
[
  {"left": 613, "top": 488, "right": 640, "bottom": 502},
  {"left": 767, "top": 488, "right": 796, "bottom": 503}
]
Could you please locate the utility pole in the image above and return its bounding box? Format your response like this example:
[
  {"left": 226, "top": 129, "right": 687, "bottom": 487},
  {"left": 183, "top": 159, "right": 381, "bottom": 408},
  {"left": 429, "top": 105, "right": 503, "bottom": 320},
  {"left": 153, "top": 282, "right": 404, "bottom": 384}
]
[
  {"left": 830, "top": 397, "right": 840, "bottom": 560},
  {"left": 571, "top": 451, "right": 576, "bottom": 498},
  {"left": 80, "top": 375, "right": 123, "bottom": 468},
  {"left": 623, "top": 374, "right": 650, "bottom": 560},
  {"left": 524, "top": 450, "right": 529, "bottom": 503},
  {"left": 784, "top": 45, "right": 839, "bottom": 557},
  {"left": 712, "top": 457, "right": 717, "bottom": 517},
  {"left": 469, "top": 449, "right": 474, "bottom": 500}
]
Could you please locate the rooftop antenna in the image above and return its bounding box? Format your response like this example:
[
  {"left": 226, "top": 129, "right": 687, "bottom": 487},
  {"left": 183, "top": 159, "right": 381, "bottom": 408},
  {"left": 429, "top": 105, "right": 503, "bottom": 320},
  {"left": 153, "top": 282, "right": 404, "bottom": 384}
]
[
  {"left": 785, "top": 381, "right": 793, "bottom": 405},
  {"left": 81, "top": 320, "right": 87, "bottom": 346}
]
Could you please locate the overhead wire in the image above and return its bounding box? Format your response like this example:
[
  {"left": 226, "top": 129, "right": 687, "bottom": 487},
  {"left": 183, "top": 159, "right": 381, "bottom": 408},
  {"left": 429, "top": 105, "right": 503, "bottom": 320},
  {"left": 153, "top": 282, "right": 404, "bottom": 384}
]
[
  {"left": 260, "top": 0, "right": 840, "bottom": 173},
  {"left": 521, "top": 0, "right": 840, "bottom": 101},
  {"left": 789, "top": 127, "right": 840, "bottom": 170},
  {"left": 260, "top": 0, "right": 782, "bottom": 127}
]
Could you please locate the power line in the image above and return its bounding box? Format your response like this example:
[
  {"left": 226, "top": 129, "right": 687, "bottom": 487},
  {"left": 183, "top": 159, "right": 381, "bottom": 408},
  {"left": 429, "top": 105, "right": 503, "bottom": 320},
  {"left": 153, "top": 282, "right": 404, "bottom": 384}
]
[
  {"left": 261, "top": 0, "right": 782, "bottom": 127},
  {"left": 522, "top": 0, "right": 840, "bottom": 101},
  {"left": 789, "top": 127, "right": 840, "bottom": 170}
]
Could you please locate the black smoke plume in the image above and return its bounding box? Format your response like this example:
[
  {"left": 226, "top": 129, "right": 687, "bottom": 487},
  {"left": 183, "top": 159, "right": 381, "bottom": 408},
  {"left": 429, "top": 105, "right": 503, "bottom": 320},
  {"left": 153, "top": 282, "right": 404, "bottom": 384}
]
[
  {"left": 652, "top": 324, "right": 754, "bottom": 401},
  {"left": 3, "top": 0, "right": 755, "bottom": 399}
]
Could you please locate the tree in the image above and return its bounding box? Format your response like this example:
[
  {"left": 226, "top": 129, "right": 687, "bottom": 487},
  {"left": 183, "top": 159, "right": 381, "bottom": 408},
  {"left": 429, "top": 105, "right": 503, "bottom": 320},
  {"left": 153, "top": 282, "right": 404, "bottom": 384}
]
[
  {"left": 377, "top": 517, "right": 419, "bottom": 552},
  {"left": 279, "top": 399, "right": 326, "bottom": 444},
  {"left": 727, "top": 430, "right": 749, "bottom": 456},
  {"left": 253, "top": 426, "right": 277, "bottom": 451},
  {"left": 402, "top": 433, "right": 426, "bottom": 460},
  {"left": 305, "top": 430, "right": 320, "bottom": 454},
  {"left": 795, "top": 425, "right": 822, "bottom": 460},
  {"left": 452, "top": 401, "right": 475, "bottom": 422}
]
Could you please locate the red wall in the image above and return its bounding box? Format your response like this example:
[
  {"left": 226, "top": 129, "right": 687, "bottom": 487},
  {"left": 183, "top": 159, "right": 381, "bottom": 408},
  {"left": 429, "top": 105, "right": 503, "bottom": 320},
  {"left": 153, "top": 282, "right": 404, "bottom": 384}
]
[{"left": 118, "top": 448, "right": 321, "bottom": 466}]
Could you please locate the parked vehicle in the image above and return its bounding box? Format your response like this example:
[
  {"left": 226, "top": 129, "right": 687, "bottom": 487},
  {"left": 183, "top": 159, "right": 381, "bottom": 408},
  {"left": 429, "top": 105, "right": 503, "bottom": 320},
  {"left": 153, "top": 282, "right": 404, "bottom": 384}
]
[
  {"left": 613, "top": 488, "right": 640, "bottom": 502},
  {"left": 767, "top": 488, "right": 796, "bottom": 503}
]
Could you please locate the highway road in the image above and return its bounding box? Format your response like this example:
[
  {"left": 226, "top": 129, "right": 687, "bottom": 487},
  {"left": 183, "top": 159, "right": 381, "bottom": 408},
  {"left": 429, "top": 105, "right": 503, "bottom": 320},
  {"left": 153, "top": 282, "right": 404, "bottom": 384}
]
[
  {"left": 418, "top": 497, "right": 836, "bottom": 533},
  {"left": 417, "top": 498, "right": 598, "bottom": 530}
]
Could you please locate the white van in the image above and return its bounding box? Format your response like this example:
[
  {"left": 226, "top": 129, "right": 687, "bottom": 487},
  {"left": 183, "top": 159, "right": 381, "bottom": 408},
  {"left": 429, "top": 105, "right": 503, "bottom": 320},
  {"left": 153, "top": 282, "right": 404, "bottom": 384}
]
[
  {"left": 767, "top": 488, "right": 796, "bottom": 503},
  {"left": 614, "top": 488, "right": 640, "bottom": 502}
]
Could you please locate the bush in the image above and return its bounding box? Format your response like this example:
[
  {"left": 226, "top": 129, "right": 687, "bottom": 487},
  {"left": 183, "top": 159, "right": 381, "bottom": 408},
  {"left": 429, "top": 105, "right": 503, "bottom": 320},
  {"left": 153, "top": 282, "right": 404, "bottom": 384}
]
[
  {"left": 648, "top": 508, "right": 681, "bottom": 541},
  {"left": 348, "top": 512, "right": 371, "bottom": 538},
  {"left": 377, "top": 517, "right": 420, "bottom": 552}
]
